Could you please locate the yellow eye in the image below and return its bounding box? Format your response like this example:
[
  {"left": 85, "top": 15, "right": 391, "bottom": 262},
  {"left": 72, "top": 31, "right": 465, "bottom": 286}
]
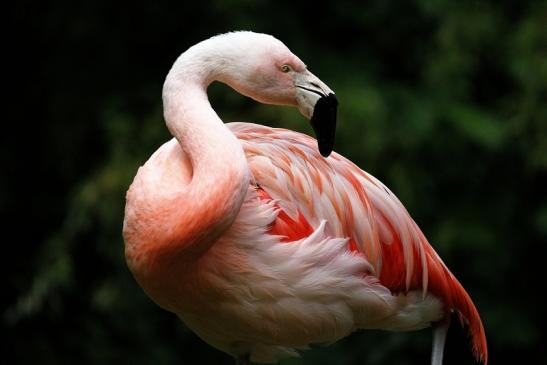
[{"left": 281, "top": 64, "right": 292, "bottom": 73}]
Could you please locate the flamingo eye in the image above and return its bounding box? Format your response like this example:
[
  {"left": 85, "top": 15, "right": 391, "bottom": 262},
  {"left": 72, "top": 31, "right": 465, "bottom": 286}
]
[{"left": 281, "top": 64, "right": 292, "bottom": 73}]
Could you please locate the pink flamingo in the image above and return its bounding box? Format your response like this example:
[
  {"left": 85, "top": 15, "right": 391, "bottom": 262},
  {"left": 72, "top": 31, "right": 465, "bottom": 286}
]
[{"left": 123, "top": 32, "right": 487, "bottom": 365}]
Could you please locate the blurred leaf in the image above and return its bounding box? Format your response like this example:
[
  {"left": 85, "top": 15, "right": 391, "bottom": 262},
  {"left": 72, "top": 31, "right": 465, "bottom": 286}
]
[{"left": 446, "top": 104, "right": 505, "bottom": 148}]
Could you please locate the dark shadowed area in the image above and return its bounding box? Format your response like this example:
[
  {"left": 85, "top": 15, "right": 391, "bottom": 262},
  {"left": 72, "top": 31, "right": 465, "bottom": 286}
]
[{"left": 5, "top": 0, "right": 546, "bottom": 364}]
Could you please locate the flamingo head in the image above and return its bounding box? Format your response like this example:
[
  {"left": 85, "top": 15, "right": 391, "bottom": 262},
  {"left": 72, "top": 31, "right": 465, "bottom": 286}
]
[{"left": 209, "top": 32, "right": 338, "bottom": 157}]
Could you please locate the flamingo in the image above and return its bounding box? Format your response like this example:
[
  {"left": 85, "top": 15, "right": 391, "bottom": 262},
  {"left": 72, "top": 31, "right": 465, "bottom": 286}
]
[{"left": 123, "top": 31, "right": 487, "bottom": 365}]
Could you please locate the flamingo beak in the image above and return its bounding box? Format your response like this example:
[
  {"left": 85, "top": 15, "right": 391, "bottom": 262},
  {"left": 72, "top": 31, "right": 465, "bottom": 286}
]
[
  {"left": 295, "top": 71, "right": 338, "bottom": 157},
  {"left": 310, "top": 93, "right": 338, "bottom": 157}
]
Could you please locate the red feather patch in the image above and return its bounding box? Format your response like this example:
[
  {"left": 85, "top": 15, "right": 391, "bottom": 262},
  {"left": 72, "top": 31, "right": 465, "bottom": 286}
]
[{"left": 257, "top": 187, "right": 313, "bottom": 241}]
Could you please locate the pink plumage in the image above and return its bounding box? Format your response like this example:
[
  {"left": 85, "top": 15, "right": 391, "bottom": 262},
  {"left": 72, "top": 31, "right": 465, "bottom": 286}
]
[{"left": 123, "top": 31, "right": 487, "bottom": 365}]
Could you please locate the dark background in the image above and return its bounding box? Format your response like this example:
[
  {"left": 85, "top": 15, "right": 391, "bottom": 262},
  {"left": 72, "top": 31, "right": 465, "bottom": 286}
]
[{"left": 5, "top": 0, "right": 546, "bottom": 364}]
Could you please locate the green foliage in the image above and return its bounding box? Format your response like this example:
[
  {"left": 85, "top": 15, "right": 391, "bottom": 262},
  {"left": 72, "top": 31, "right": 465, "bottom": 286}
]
[{"left": 5, "top": 0, "right": 545, "bottom": 364}]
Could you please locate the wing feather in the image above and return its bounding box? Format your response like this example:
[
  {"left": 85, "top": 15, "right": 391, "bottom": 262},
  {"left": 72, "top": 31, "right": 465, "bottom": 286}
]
[{"left": 229, "top": 122, "right": 487, "bottom": 363}]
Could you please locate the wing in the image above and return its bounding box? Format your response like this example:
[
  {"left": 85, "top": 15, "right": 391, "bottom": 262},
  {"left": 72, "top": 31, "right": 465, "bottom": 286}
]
[
  {"left": 230, "top": 122, "right": 424, "bottom": 285},
  {"left": 228, "top": 122, "right": 487, "bottom": 363}
]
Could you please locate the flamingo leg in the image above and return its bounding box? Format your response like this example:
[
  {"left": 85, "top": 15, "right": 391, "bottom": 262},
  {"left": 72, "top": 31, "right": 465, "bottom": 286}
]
[{"left": 431, "top": 315, "right": 451, "bottom": 365}]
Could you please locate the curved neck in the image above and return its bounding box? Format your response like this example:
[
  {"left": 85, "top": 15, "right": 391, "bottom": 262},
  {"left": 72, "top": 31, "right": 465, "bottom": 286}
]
[
  {"left": 159, "top": 51, "right": 250, "bottom": 261},
  {"left": 124, "top": 45, "right": 251, "bottom": 311}
]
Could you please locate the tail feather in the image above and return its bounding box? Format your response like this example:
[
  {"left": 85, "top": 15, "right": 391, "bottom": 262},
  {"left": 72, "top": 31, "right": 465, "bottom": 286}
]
[
  {"left": 377, "top": 223, "right": 488, "bottom": 363},
  {"left": 449, "top": 272, "right": 488, "bottom": 364},
  {"left": 425, "top": 244, "right": 488, "bottom": 364}
]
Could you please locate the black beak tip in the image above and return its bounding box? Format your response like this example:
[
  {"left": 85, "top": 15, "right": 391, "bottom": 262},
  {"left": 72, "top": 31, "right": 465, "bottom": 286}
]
[
  {"left": 319, "top": 144, "right": 332, "bottom": 158},
  {"left": 310, "top": 93, "right": 338, "bottom": 158}
]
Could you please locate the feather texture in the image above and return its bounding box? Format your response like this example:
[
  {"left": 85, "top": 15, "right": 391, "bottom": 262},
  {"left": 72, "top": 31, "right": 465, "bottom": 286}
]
[
  {"left": 124, "top": 31, "right": 487, "bottom": 365},
  {"left": 230, "top": 122, "right": 487, "bottom": 363}
]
